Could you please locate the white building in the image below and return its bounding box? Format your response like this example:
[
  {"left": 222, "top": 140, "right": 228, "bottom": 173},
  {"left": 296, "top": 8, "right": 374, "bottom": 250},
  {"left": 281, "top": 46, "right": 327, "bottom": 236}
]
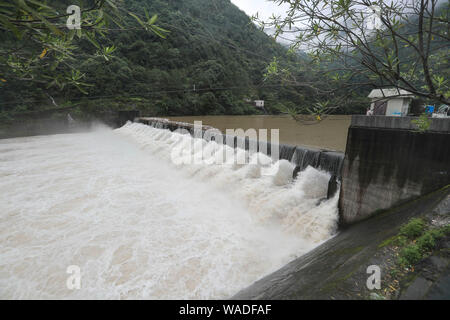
[
  {"left": 254, "top": 100, "right": 264, "bottom": 108},
  {"left": 368, "top": 88, "right": 415, "bottom": 116}
]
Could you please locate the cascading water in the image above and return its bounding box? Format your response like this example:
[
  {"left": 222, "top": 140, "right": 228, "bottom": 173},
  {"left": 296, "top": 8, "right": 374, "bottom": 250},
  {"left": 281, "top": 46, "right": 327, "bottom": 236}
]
[
  {"left": 290, "top": 146, "right": 344, "bottom": 179},
  {"left": 0, "top": 122, "right": 339, "bottom": 299}
]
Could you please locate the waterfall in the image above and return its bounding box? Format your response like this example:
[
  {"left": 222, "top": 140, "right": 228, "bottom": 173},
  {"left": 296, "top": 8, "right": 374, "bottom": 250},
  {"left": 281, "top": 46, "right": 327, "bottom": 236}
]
[
  {"left": 279, "top": 144, "right": 297, "bottom": 162},
  {"left": 138, "top": 118, "right": 344, "bottom": 199},
  {"left": 318, "top": 151, "right": 344, "bottom": 179}
]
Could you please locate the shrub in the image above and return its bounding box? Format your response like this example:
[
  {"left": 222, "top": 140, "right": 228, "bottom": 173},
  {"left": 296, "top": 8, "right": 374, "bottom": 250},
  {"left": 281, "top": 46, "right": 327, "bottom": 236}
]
[
  {"left": 399, "top": 218, "right": 426, "bottom": 239},
  {"left": 433, "top": 225, "right": 450, "bottom": 238},
  {"left": 416, "top": 232, "right": 436, "bottom": 252},
  {"left": 416, "top": 226, "right": 450, "bottom": 252},
  {"left": 411, "top": 113, "right": 431, "bottom": 133},
  {"left": 395, "top": 235, "right": 408, "bottom": 246},
  {"left": 399, "top": 245, "right": 422, "bottom": 266}
]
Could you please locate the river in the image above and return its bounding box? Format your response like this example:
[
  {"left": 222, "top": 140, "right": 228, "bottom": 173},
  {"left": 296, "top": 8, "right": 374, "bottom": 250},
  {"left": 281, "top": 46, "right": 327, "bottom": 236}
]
[
  {"left": 169, "top": 115, "right": 351, "bottom": 151},
  {"left": 0, "top": 119, "right": 341, "bottom": 299}
]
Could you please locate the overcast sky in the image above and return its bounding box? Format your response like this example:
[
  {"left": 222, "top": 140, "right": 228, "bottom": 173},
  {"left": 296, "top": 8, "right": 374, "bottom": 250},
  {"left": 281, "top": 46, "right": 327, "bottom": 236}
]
[{"left": 230, "top": 0, "right": 289, "bottom": 20}]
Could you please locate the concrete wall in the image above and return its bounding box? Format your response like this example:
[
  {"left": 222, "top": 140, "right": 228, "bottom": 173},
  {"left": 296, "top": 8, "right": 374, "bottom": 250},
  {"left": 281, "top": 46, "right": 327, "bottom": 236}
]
[
  {"left": 339, "top": 116, "right": 450, "bottom": 225},
  {"left": 351, "top": 115, "right": 450, "bottom": 131}
]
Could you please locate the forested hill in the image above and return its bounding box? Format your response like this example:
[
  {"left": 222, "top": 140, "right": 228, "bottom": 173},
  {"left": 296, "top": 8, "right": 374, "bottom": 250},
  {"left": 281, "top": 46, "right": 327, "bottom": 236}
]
[
  {"left": 101, "top": 0, "right": 299, "bottom": 115},
  {"left": 0, "top": 0, "right": 307, "bottom": 119}
]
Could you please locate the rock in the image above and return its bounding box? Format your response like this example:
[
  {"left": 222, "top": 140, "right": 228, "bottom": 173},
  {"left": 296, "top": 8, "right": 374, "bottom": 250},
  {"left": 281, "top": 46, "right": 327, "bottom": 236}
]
[
  {"left": 327, "top": 175, "right": 338, "bottom": 199},
  {"left": 400, "top": 277, "right": 433, "bottom": 300}
]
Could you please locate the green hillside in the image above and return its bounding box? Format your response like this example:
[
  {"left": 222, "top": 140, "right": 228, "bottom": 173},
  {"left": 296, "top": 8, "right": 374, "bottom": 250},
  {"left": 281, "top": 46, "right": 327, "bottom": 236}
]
[{"left": 0, "top": 0, "right": 315, "bottom": 121}]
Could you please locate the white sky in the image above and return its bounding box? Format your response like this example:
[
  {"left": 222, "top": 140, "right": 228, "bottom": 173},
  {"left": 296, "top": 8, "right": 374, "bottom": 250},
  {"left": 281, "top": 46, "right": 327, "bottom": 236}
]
[
  {"left": 230, "top": 0, "right": 448, "bottom": 49},
  {"left": 230, "top": 0, "right": 289, "bottom": 21},
  {"left": 230, "top": 0, "right": 292, "bottom": 44}
]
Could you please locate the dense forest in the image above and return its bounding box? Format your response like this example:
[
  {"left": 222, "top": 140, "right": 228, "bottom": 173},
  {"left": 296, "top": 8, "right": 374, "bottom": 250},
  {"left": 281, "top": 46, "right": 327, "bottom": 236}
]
[
  {"left": 0, "top": 0, "right": 368, "bottom": 123},
  {"left": 3, "top": 0, "right": 446, "bottom": 123}
]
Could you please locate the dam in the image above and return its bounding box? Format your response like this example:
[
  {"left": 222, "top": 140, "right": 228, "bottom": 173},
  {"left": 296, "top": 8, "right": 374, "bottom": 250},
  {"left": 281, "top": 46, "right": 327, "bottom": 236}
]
[
  {"left": 135, "top": 115, "right": 449, "bottom": 226},
  {"left": 0, "top": 113, "right": 448, "bottom": 299},
  {"left": 136, "top": 117, "right": 345, "bottom": 197}
]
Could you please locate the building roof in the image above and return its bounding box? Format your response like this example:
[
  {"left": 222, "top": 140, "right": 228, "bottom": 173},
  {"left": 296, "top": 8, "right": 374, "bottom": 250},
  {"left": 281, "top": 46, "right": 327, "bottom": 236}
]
[{"left": 368, "top": 88, "right": 415, "bottom": 99}]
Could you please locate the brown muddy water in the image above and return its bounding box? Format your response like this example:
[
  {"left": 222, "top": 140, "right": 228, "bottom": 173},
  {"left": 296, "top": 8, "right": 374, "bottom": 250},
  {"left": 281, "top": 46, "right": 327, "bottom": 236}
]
[
  {"left": 169, "top": 115, "right": 351, "bottom": 152},
  {"left": 0, "top": 123, "right": 340, "bottom": 299}
]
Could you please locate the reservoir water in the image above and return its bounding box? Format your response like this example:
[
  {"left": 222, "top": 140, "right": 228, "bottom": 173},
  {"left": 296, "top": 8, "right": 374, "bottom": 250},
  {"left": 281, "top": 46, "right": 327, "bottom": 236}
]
[
  {"left": 169, "top": 115, "right": 351, "bottom": 151},
  {"left": 0, "top": 121, "right": 340, "bottom": 299}
]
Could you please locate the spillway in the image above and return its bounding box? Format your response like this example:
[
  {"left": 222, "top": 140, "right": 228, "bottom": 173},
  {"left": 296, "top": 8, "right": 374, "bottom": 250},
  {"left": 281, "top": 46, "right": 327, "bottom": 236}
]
[
  {"left": 139, "top": 117, "right": 345, "bottom": 179},
  {"left": 0, "top": 122, "right": 339, "bottom": 299}
]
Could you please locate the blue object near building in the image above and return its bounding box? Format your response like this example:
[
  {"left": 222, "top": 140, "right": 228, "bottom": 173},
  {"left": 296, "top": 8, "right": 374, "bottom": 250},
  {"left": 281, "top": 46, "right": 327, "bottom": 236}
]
[{"left": 425, "top": 105, "right": 435, "bottom": 114}]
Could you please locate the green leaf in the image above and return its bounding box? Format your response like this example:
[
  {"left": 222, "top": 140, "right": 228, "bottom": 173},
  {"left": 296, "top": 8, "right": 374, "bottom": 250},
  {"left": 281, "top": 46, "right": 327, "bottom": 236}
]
[
  {"left": 0, "top": 13, "right": 22, "bottom": 38},
  {"left": 128, "top": 11, "right": 145, "bottom": 28},
  {"left": 16, "top": 0, "right": 62, "bottom": 36},
  {"left": 149, "top": 14, "right": 158, "bottom": 25},
  {"left": 84, "top": 32, "right": 100, "bottom": 49}
]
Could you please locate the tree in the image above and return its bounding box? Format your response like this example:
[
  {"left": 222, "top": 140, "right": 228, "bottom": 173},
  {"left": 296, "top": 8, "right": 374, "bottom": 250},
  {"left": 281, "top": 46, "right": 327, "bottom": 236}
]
[
  {"left": 255, "top": 0, "right": 449, "bottom": 118},
  {"left": 1, "top": 0, "right": 325, "bottom": 119},
  {"left": 0, "top": 0, "right": 167, "bottom": 99}
]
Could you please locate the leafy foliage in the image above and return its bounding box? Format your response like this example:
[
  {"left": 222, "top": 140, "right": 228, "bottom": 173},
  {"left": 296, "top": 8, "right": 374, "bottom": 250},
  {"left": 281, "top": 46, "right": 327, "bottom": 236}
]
[
  {"left": 398, "top": 245, "right": 423, "bottom": 267},
  {"left": 411, "top": 113, "right": 432, "bottom": 133},
  {"left": 0, "top": 0, "right": 371, "bottom": 122},
  {"left": 395, "top": 218, "right": 450, "bottom": 267},
  {"left": 254, "top": 0, "right": 450, "bottom": 120},
  {"left": 399, "top": 218, "right": 426, "bottom": 239}
]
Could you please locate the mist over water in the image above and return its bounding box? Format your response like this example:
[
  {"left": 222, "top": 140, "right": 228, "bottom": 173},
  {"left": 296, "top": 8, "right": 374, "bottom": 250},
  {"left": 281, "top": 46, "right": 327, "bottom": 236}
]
[{"left": 0, "top": 123, "right": 339, "bottom": 299}]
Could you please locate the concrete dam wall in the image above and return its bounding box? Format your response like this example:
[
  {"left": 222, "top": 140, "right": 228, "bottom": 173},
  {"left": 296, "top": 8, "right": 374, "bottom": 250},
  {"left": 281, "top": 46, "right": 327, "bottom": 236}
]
[
  {"left": 135, "top": 117, "right": 345, "bottom": 183},
  {"left": 339, "top": 116, "right": 450, "bottom": 225}
]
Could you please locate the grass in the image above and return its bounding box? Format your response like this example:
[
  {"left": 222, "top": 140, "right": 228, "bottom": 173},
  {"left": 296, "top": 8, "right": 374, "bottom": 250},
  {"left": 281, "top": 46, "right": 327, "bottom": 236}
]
[
  {"left": 378, "top": 234, "right": 409, "bottom": 248},
  {"left": 378, "top": 236, "right": 397, "bottom": 248},
  {"left": 399, "top": 218, "right": 426, "bottom": 239},
  {"left": 378, "top": 218, "right": 449, "bottom": 299},
  {"left": 398, "top": 245, "right": 422, "bottom": 266},
  {"left": 411, "top": 113, "right": 432, "bottom": 133},
  {"left": 397, "top": 222, "right": 450, "bottom": 267}
]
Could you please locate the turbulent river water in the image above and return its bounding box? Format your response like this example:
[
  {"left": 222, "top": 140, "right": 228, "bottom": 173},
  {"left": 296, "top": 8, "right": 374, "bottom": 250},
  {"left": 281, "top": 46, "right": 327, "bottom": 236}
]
[{"left": 0, "top": 122, "right": 339, "bottom": 299}]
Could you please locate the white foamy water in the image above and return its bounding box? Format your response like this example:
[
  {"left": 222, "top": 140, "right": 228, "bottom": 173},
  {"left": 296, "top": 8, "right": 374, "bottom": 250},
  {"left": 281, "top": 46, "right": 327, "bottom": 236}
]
[{"left": 0, "top": 122, "right": 339, "bottom": 299}]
